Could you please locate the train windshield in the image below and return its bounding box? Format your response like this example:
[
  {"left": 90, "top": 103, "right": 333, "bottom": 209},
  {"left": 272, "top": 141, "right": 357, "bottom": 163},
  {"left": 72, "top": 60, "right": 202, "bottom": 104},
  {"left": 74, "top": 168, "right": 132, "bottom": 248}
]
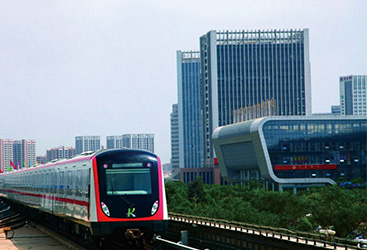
[{"left": 106, "top": 163, "right": 152, "bottom": 195}]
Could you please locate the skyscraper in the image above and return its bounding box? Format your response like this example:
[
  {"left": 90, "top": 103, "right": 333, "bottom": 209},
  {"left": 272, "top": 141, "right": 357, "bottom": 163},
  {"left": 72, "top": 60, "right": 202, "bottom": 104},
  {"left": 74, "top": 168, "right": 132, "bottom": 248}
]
[
  {"left": 200, "top": 29, "right": 311, "bottom": 164},
  {"left": 170, "top": 104, "right": 179, "bottom": 171},
  {"left": 75, "top": 136, "right": 101, "bottom": 155},
  {"left": 339, "top": 75, "right": 367, "bottom": 116},
  {"left": 177, "top": 51, "right": 203, "bottom": 168},
  {"left": 122, "top": 134, "right": 154, "bottom": 153}
]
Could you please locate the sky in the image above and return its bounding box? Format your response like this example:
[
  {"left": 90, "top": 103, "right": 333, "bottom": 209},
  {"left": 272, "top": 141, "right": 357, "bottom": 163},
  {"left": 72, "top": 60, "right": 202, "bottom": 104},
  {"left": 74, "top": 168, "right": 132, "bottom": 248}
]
[{"left": 0, "top": 0, "right": 366, "bottom": 164}]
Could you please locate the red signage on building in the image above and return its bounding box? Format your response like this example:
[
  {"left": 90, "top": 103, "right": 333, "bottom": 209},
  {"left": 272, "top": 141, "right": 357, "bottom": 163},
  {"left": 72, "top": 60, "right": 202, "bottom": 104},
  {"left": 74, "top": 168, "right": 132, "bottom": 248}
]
[{"left": 274, "top": 164, "right": 338, "bottom": 171}]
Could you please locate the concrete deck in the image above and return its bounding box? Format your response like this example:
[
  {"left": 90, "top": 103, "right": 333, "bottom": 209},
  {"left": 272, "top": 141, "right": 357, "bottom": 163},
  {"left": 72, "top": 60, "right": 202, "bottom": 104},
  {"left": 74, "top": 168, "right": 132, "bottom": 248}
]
[{"left": 0, "top": 225, "right": 69, "bottom": 250}]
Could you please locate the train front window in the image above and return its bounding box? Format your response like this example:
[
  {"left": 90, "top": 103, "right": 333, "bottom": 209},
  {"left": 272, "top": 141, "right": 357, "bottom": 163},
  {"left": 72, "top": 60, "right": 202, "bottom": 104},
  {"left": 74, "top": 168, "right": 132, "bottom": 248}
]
[{"left": 106, "top": 167, "right": 152, "bottom": 196}]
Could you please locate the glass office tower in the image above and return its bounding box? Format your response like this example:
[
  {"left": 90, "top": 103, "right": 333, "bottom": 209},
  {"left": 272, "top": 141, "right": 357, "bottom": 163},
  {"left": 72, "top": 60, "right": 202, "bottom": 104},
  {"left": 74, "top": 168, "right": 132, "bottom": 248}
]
[
  {"left": 177, "top": 51, "right": 203, "bottom": 168},
  {"left": 200, "top": 29, "right": 311, "bottom": 164}
]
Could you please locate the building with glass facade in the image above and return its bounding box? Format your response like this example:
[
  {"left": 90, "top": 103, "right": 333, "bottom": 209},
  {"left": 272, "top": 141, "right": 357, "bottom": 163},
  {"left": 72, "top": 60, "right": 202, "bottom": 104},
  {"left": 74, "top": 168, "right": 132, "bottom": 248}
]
[
  {"left": 177, "top": 51, "right": 203, "bottom": 168},
  {"left": 213, "top": 116, "right": 366, "bottom": 192},
  {"left": 340, "top": 75, "right": 367, "bottom": 116},
  {"left": 200, "top": 29, "right": 311, "bottom": 165}
]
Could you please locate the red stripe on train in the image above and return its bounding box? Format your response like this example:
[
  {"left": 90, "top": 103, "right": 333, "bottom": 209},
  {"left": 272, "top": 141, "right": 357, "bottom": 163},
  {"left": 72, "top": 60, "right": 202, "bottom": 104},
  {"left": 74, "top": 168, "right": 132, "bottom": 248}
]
[{"left": 0, "top": 189, "right": 89, "bottom": 207}]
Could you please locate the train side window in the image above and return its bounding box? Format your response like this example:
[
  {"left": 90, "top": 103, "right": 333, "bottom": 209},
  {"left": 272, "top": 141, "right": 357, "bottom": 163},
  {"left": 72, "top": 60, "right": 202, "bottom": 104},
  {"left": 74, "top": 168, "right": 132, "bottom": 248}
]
[
  {"left": 71, "top": 167, "right": 77, "bottom": 197},
  {"left": 42, "top": 173, "right": 45, "bottom": 193},
  {"left": 59, "top": 172, "right": 64, "bottom": 194},
  {"left": 52, "top": 172, "right": 56, "bottom": 193},
  {"left": 47, "top": 170, "right": 51, "bottom": 192},
  {"left": 87, "top": 168, "right": 91, "bottom": 199},
  {"left": 67, "top": 170, "right": 72, "bottom": 196},
  {"left": 82, "top": 168, "right": 88, "bottom": 198},
  {"left": 75, "top": 169, "right": 81, "bottom": 197}
]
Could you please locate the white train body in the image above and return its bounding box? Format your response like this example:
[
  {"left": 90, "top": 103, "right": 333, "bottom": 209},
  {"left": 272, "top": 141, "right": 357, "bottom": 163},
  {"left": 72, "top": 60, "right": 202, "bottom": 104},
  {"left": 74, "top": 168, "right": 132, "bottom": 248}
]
[{"left": 0, "top": 149, "right": 168, "bottom": 236}]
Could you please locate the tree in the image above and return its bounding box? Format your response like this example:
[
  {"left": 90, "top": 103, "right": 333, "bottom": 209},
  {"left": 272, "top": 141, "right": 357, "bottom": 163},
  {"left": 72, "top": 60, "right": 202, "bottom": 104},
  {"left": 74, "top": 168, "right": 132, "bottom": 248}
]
[{"left": 188, "top": 176, "right": 206, "bottom": 205}]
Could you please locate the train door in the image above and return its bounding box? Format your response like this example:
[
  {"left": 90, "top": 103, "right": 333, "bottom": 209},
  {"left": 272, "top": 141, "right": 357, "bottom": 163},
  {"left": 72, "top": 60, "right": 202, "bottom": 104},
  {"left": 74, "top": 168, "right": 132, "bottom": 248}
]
[
  {"left": 45, "top": 169, "right": 52, "bottom": 211},
  {"left": 51, "top": 170, "right": 56, "bottom": 213},
  {"left": 57, "top": 169, "right": 63, "bottom": 214},
  {"left": 71, "top": 166, "right": 77, "bottom": 217},
  {"left": 41, "top": 170, "right": 46, "bottom": 209},
  {"left": 66, "top": 168, "right": 72, "bottom": 216}
]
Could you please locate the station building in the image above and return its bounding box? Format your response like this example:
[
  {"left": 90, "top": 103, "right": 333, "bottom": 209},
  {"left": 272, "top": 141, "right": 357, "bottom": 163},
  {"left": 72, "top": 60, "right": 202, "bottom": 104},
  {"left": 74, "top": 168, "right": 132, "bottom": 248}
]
[{"left": 212, "top": 116, "right": 367, "bottom": 192}]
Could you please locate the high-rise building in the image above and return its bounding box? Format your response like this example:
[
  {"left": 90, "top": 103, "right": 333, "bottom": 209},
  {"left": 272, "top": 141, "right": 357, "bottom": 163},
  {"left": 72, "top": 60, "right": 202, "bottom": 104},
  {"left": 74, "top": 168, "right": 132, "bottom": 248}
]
[
  {"left": 27, "top": 140, "right": 36, "bottom": 167},
  {"left": 122, "top": 134, "right": 154, "bottom": 153},
  {"left": 12, "top": 139, "right": 36, "bottom": 168},
  {"left": 0, "top": 139, "right": 36, "bottom": 171},
  {"left": 46, "top": 146, "right": 76, "bottom": 162},
  {"left": 177, "top": 51, "right": 203, "bottom": 168},
  {"left": 0, "top": 139, "right": 13, "bottom": 172},
  {"left": 200, "top": 29, "right": 311, "bottom": 164},
  {"left": 170, "top": 104, "right": 179, "bottom": 171},
  {"left": 13, "top": 140, "right": 25, "bottom": 168},
  {"left": 106, "top": 135, "right": 123, "bottom": 149},
  {"left": 339, "top": 75, "right": 367, "bottom": 116},
  {"left": 75, "top": 136, "right": 101, "bottom": 155}
]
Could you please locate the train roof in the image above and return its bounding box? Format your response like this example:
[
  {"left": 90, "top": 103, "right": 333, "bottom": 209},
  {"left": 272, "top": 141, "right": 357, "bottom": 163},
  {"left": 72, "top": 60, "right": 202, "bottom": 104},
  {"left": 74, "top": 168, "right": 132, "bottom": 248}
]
[{"left": 2, "top": 149, "right": 158, "bottom": 175}]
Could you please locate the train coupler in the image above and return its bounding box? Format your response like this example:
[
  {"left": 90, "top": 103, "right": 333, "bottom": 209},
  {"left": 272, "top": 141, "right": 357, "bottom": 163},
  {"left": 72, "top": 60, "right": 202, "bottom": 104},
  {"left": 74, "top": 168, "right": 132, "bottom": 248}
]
[{"left": 125, "top": 228, "right": 143, "bottom": 239}]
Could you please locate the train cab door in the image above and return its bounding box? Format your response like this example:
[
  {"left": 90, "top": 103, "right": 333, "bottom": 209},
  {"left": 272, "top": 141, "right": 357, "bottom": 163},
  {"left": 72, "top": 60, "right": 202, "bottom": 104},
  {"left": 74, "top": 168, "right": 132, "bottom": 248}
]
[{"left": 87, "top": 168, "right": 91, "bottom": 220}]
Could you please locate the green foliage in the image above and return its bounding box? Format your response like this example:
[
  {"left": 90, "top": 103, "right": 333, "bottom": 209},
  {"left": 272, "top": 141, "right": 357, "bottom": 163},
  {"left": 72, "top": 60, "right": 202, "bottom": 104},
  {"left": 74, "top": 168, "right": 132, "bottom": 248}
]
[
  {"left": 188, "top": 177, "right": 206, "bottom": 204},
  {"left": 165, "top": 181, "right": 190, "bottom": 213},
  {"left": 165, "top": 182, "right": 367, "bottom": 238},
  {"left": 294, "top": 217, "right": 313, "bottom": 232},
  {"left": 336, "top": 176, "right": 346, "bottom": 184},
  {"left": 351, "top": 177, "right": 365, "bottom": 184}
]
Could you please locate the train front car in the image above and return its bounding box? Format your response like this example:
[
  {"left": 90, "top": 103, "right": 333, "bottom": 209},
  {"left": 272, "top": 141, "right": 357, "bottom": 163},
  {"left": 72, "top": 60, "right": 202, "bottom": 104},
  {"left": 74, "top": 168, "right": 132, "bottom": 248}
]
[{"left": 90, "top": 149, "right": 168, "bottom": 241}]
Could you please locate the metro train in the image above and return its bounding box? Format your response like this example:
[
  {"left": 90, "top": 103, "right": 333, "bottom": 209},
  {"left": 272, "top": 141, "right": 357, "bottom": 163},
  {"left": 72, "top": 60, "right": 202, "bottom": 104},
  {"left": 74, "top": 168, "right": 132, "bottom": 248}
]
[{"left": 0, "top": 149, "right": 168, "bottom": 242}]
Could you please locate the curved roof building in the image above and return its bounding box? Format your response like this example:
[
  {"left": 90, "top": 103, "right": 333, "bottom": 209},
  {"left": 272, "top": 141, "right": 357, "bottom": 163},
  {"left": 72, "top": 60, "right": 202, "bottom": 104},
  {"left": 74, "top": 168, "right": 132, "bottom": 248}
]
[{"left": 213, "top": 116, "right": 367, "bottom": 192}]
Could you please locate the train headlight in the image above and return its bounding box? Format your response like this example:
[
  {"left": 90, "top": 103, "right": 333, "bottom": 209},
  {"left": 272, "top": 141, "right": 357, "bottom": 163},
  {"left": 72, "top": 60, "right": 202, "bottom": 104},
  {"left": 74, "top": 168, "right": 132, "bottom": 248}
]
[
  {"left": 151, "top": 200, "right": 159, "bottom": 215},
  {"left": 101, "top": 202, "right": 110, "bottom": 217}
]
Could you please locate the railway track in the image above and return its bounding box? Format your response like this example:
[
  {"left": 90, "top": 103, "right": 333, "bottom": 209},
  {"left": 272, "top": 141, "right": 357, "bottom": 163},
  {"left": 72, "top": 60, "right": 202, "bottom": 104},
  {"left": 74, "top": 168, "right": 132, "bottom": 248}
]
[{"left": 6, "top": 201, "right": 362, "bottom": 250}]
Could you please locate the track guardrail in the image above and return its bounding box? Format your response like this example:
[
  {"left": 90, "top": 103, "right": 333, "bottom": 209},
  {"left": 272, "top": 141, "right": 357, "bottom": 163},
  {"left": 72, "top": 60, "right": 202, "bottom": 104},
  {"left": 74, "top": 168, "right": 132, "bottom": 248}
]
[
  {"left": 154, "top": 235, "right": 201, "bottom": 250},
  {"left": 169, "top": 212, "right": 361, "bottom": 250}
]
